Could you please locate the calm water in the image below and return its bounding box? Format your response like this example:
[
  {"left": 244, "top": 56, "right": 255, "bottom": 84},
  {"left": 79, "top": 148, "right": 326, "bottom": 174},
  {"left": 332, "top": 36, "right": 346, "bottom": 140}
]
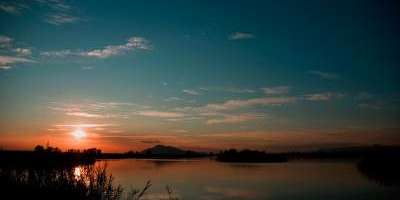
[{"left": 97, "top": 159, "right": 399, "bottom": 200}]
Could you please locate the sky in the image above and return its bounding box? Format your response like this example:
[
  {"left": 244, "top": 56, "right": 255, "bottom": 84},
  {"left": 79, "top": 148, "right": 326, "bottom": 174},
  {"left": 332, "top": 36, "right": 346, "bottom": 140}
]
[{"left": 1, "top": 0, "right": 400, "bottom": 152}]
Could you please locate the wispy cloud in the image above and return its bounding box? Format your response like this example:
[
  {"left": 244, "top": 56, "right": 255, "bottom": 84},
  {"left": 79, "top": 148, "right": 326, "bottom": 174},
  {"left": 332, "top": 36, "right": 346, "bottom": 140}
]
[
  {"left": 307, "top": 70, "right": 340, "bottom": 80},
  {"left": 0, "top": 35, "right": 31, "bottom": 53},
  {"left": 203, "top": 97, "right": 296, "bottom": 111},
  {"left": 0, "top": 2, "right": 28, "bottom": 15},
  {"left": 40, "top": 49, "right": 77, "bottom": 57},
  {"left": 172, "top": 96, "right": 294, "bottom": 126},
  {"left": 357, "top": 103, "right": 382, "bottom": 110},
  {"left": 0, "top": 36, "right": 34, "bottom": 69},
  {"left": 262, "top": 86, "right": 290, "bottom": 95},
  {"left": 174, "top": 129, "right": 188, "bottom": 133},
  {"left": 83, "top": 37, "right": 151, "bottom": 58},
  {"left": 38, "top": 0, "right": 71, "bottom": 12},
  {"left": 0, "top": 65, "right": 12, "bottom": 70},
  {"left": 207, "top": 113, "right": 264, "bottom": 125},
  {"left": 199, "top": 86, "right": 255, "bottom": 94},
  {"left": 304, "top": 92, "right": 344, "bottom": 101},
  {"left": 66, "top": 112, "right": 104, "bottom": 118},
  {"left": 45, "top": 13, "right": 79, "bottom": 25},
  {"left": 136, "top": 111, "right": 185, "bottom": 118},
  {"left": 164, "top": 97, "right": 183, "bottom": 102},
  {"left": 172, "top": 88, "right": 348, "bottom": 126},
  {"left": 228, "top": 32, "right": 255, "bottom": 40},
  {"left": 54, "top": 123, "right": 116, "bottom": 128},
  {"left": 0, "top": 4, "right": 19, "bottom": 14},
  {"left": 81, "top": 66, "right": 95, "bottom": 70},
  {"left": 0, "top": 35, "right": 12, "bottom": 47},
  {"left": 183, "top": 89, "right": 201, "bottom": 95},
  {"left": 51, "top": 123, "right": 117, "bottom": 133},
  {"left": 37, "top": 0, "right": 81, "bottom": 25},
  {"left": 13, "top": 48, "right": 32, "bottom": 57},
  {"left": 48, "top": 100, "right": 142, "bottom": 119},
  {"left": 355, "top": 92, "right": 373, "bottom": 100},
  {"left": 1, "top": 0, "right": 80, "bottom": 25},
  {"left": 0, "top": 55, "right": 35, "bottom": 70},
  {"left": 41, "top": 36, "right": 151, "bottom": 59},
  {"left": 169, "top": 96, "right": 289, "bottom": 126},
  {"left": 354, "top": 92, "right": 384, "bottom": 110}
]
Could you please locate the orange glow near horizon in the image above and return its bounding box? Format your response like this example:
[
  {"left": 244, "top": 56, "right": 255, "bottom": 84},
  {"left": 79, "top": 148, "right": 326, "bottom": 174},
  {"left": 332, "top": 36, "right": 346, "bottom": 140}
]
[{"left": 1, "top": 127, "right": 400, "bottom": 153}]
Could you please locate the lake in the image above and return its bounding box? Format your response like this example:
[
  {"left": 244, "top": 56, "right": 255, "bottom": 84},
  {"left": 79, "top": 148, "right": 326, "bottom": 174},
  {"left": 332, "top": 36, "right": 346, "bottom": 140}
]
[{"left": 97, "top": 159, "right": 399, "bottom": 200}]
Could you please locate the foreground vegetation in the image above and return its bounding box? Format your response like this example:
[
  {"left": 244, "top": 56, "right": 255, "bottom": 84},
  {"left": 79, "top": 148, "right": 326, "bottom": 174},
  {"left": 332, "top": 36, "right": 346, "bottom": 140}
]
[
  {"left": 0, "top": 145, "right": 179, "bottom": 200},
  {"left": 357, "top": 149, "right": 400, "bottom": 186}
]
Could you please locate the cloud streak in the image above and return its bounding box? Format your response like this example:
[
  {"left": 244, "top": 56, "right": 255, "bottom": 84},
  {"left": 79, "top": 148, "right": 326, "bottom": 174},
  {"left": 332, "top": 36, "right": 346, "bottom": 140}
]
[
  {"left": 164, "top": 97, "right": 183, "bottom": 102},
  {"left": 41, "top": 36, "right": 151, "bottom": 59},
  {"left": 203, "top": 97, "right": 296, "bottom": 111},
  {"left": 66, "top": 112, "right": 104, "bottom": 118},
  {"left": 0, "top": 2, "right": 27, "bottom": 15},
  {"left": 38, "top": 0, "right": 81, "bottom": 25},
  {"left": 183, "top": 89, "right": 200, "bottom": 95},
  {"left": 0, "top": 35, "right": 12, "bottom": 46},
  {"left": 13, "top": 48, "right": 32, "bottom": 57},
  {"left": 136, "top": 111, "right": 185, "bottom": 118},
  {"left": 54, "top": 123, "right": 116, "bottom": 128},
  {"left": 262, "top": 86, "right": 290, "bottom": 95},
  {"left": 0, "top": 36, "right": 34, "bottom": 69},
  {"left": 45, "top": 13, "right": 79, "bottom": 25},
  {"left": 199, "top": 86, "right": 255, "bottom": 94},
  {"left": 207, "top": 113, "right": 264, "bottom": 125},
  {"left": 304, "top": 92, "right": 344, "bottom": 101},
  {"left": 307, "top": 70, "right": 340, "bottom": 80},
  {"left": 228, "top": 32, "right": 255, "bottom": 40},
  {"left": 0, "top": 0, "right": 81, "bottom": 25},
  {"left": 48, "top": 100, "right": 142, "bottom": 119},
  {"left": 357, "top": 103, "right": 382, "bottom": 110},
  {"left": 83, "top": 37, "right": 150, "bottom": 58},
  {"left": 0, "top": 55, "right": 35, "bottom": 70}
]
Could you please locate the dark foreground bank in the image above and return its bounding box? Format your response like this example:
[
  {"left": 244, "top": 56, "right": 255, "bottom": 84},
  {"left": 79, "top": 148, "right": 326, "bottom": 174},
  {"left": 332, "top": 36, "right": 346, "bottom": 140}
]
[{"left": 0, "top": 145, "right": 179, "bottom": 200}]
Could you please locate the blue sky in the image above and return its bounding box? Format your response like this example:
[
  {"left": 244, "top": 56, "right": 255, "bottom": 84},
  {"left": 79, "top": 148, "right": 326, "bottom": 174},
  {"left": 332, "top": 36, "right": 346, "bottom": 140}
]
[{"left": 1, "top": 0, "right": 399, "bottom": 152}]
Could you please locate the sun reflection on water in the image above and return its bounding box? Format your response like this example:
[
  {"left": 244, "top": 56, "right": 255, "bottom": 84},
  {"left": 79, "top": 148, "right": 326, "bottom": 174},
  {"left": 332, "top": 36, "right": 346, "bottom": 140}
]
[{"left": 74, "top": 166, "right": 82, "bottom": 180}]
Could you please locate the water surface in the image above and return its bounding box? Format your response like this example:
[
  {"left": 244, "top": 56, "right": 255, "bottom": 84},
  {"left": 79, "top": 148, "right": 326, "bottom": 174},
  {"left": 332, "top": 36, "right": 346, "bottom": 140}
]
[{"left": 98, "top": 159, "right": 399, "bottom": 200}]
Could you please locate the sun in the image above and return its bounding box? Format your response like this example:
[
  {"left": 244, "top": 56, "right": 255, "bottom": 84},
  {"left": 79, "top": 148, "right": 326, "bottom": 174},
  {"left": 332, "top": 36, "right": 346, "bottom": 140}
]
[{"left": 72, "top": 129, "right": 87, "bottom": 140}]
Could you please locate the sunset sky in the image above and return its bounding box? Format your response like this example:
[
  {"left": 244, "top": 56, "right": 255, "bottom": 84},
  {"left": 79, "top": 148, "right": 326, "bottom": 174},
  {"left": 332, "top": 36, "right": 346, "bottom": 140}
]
[{"left": 1, "top": 0, "right": 400, "bottom": 152}]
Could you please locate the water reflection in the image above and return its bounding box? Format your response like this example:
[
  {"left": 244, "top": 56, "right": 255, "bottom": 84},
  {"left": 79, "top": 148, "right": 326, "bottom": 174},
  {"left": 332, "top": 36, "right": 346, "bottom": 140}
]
[
  {"left": 204, "top": 186, "right": 257, "bottom": 199},
  {"left": 101, "top": 159, "right": 400, "bottom": 200},
  {"left": 74, "top": 166, "right": 82, "bottom": 180}
]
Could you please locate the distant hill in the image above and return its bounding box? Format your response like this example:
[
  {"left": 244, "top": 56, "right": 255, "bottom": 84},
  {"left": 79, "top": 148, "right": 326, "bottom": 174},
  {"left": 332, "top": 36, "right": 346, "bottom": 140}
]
[
  {"left": 97, "top": 145, "right": 209, "bottom": 159},
  {"left": 142, "top": 145, "right": 187, "bottom": 156}
]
